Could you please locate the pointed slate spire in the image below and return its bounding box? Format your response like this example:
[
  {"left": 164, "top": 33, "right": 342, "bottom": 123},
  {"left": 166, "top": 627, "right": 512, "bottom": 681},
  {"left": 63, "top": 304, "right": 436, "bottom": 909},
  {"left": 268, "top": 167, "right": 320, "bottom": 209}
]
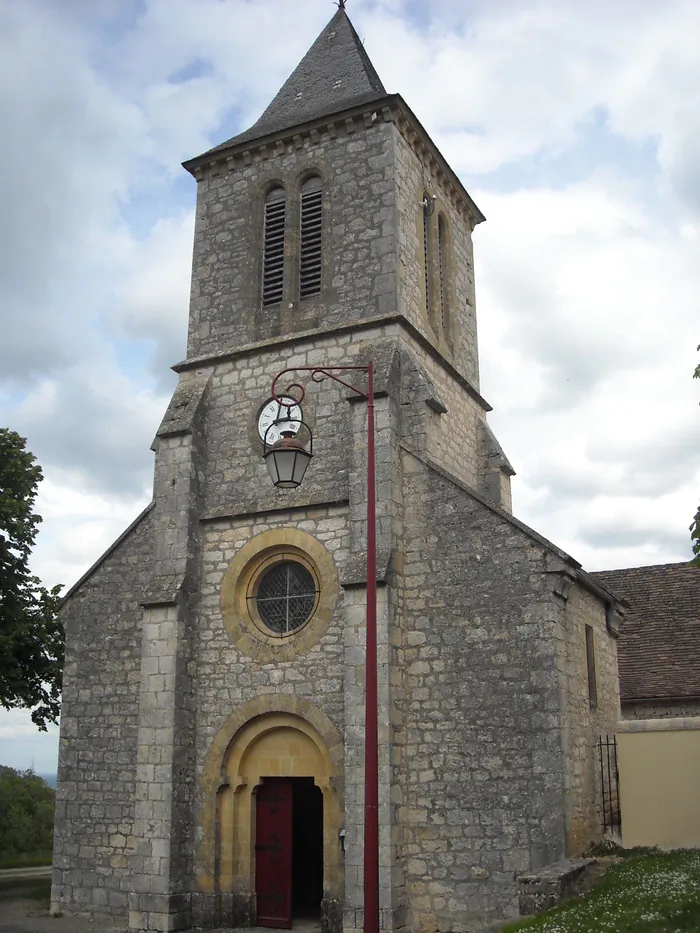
[{"left": 206, "top": 8, "right": 387, "bottom": 154}]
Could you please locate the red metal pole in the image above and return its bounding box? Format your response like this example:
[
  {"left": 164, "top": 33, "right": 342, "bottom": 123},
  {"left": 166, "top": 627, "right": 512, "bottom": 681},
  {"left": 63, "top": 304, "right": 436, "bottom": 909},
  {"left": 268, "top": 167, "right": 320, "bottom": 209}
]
[
  {"left": 363, "top": 362, "right": 379, "bottom": 933},
  {"left": 269, "top": 361, "right": 379, "bottom": 931}
]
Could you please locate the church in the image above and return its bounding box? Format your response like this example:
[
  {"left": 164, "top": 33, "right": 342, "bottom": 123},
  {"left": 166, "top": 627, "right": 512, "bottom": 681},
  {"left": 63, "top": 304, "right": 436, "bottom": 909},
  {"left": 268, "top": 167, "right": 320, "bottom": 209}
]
[{"left": 51, "top": 8, "right": 622, "bottom": 933}]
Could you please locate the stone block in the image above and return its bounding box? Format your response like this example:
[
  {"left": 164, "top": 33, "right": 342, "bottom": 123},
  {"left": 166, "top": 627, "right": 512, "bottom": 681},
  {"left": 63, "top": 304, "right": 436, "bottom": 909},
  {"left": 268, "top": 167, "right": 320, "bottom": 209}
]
[{"left": 517, "top": 859, "right": 597, "bottom": 916}]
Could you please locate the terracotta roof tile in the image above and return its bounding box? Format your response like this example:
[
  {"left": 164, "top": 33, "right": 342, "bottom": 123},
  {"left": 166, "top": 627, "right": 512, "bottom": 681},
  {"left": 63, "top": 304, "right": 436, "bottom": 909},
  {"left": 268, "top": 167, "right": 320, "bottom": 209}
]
[{"left": 590, "top": 562, "right": 700, "bottom": 701}]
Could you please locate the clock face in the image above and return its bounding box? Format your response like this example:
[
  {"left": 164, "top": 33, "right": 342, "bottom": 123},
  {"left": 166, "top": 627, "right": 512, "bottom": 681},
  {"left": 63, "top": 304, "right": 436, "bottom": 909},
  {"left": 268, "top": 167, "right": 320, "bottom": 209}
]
[{"left": 257, "top": 396, "right": 303, "bottom": 444}]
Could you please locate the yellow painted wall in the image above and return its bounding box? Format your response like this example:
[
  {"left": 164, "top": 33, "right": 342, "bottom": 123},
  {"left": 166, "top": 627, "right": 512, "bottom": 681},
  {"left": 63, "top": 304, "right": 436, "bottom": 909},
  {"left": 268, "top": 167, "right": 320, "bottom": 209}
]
[{"left": 617, "top": 720, "right": 700, "bottom": 850}]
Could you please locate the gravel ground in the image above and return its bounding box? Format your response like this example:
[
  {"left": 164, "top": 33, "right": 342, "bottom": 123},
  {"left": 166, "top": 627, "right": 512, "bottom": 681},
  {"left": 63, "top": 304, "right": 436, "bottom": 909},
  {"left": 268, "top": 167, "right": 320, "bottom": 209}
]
[
  {"left": 0, "top": 898, "right": 127, "bottom": 933},
  {"left": 0, "top": 877, "right": 126, "bottom": 933}
]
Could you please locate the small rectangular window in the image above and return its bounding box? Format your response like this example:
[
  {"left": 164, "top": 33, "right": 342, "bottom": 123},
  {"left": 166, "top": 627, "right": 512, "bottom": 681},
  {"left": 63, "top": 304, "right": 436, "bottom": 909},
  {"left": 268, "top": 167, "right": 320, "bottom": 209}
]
[
  {"left": 585, "top": 624, "right": 598, "bottom": 709},
  {"left": 299, "top": 179, "right": 322, "bottom": 299}
]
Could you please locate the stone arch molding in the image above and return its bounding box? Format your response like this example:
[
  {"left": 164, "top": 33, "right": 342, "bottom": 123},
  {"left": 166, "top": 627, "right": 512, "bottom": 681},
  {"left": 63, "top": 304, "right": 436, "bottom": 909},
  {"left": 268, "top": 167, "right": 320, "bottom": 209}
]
[{"left": 197, "top": 696, "right": 344, "bottom": 911}]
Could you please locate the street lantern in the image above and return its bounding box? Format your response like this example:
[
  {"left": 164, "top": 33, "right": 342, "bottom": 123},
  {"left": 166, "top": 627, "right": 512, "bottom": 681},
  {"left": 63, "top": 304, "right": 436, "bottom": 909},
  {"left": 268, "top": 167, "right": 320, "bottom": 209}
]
[{"left": 263, "top": 431, "right": 313, "bottom": 488}]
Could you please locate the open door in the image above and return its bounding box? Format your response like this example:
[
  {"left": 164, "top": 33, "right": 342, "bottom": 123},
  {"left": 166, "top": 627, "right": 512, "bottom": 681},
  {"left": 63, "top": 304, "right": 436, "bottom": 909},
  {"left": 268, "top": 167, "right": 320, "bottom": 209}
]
[{"left": 255, "top": 779, "right": 293, "bottom": 929}]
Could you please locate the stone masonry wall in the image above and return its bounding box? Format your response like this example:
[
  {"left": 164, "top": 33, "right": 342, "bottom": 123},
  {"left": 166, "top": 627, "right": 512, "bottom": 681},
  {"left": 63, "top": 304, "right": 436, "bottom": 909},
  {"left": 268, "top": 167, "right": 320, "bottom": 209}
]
[
  {"left": 394, "top": 127, "right": 480, "bottom": 391},
  {"left": 556, "top": 584, "right": 620, "bottom": 856},
  {"left": 186, "top": 118, "right": 398, "bottom": 361},
  {"left": 192, "top": 325, "right": 400, "bottom": 548},
  {"left": 185, "top": 316, "right": 502, "bottom": 527},
  {"left": 195, "top": 505, "right": 349, "bottom": 753},
  {"left": 175, "top": 318, "right": 511, "bottom": 931},
  {"left": 395, "top": 450, "right": 567, "bottom": 933},
  {"left": 52, "top": 507, "right": 155, "bottom": 917},
  {"left": 397, "top": 334, "right": 498, "bottom": 499}
]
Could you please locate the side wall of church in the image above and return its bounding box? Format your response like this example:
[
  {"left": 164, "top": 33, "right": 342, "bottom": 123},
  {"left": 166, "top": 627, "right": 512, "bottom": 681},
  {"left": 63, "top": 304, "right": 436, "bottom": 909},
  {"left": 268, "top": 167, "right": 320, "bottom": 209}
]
[
  {"left": 51, "top": 509, "right": 155, "bottom": 916},
  {"left": 556, "top": 585, "right": 620, "bottom": 855},
  {"left": 395, "top": 452, "right": 567, "bottom": 933},
  {"left": 393, "top": 127, "right": 480, "bottom": 392}
]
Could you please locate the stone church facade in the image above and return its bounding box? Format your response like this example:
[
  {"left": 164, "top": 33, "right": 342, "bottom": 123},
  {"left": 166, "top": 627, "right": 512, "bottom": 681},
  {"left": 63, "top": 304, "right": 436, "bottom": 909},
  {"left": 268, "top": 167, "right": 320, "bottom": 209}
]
[{"left": 51, "top": 10, "right": 622, "bottom": 933}]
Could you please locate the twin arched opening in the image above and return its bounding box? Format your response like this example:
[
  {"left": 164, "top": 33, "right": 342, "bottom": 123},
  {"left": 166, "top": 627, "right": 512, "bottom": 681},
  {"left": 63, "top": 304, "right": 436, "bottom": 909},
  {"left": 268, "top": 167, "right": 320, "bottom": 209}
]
[{"left": 263, "top": 176, "right": 324, "bottom": 308}]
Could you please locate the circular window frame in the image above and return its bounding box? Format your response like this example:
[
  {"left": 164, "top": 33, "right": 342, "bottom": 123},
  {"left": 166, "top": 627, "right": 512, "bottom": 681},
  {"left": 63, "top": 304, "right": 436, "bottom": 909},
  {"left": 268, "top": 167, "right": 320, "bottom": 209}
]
[
  {"left": 221, "top": 528, "right": 340, "bottom": 662},
  {"left": 246, "top": 552, "right": 320, "bottom": 638}
]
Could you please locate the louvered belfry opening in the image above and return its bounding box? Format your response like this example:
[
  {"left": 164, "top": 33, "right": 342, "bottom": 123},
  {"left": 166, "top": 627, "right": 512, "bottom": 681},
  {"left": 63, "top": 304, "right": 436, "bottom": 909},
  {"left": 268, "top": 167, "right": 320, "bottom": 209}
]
[
  {"left": 262, "top": 186, "right": 286, "bottom": 306},
  {"left": 299, "top": 176, "right": 323, "bottom": 299},
  {"left": 423, "top": 205, "right": 431, "bottom": 314}
]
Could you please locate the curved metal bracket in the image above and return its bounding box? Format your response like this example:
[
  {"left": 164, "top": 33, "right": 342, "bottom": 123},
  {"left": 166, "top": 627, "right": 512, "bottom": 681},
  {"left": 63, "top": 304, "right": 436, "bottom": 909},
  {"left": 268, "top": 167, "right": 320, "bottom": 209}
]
[{"left": 271, "top": 365, "right": 371, "bottom": 405}]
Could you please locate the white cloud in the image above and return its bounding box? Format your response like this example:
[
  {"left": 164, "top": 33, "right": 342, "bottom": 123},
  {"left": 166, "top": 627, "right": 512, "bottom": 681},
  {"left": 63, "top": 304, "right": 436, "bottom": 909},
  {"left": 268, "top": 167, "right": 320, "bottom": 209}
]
[
  {"left": 0, "top": 709, "right": 59, "bottom": 774},
  {"left": 365, "top": 0, "right": 700, "bottom": 207},
  {"left": 475, "top": 177, "right": 700, "bottom": 569},
  {"left": 31, "top": 476, "right": 151, "bottom": 590},
  {"left": 115, "top": 210, "right": 194, "bottom": 378}
]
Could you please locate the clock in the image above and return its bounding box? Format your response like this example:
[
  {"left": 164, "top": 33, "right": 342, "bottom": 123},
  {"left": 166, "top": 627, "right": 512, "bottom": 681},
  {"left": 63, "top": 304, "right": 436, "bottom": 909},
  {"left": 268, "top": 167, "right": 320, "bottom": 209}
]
[{"left": 257, "top": 396, "right": 303, "bottom": 444}]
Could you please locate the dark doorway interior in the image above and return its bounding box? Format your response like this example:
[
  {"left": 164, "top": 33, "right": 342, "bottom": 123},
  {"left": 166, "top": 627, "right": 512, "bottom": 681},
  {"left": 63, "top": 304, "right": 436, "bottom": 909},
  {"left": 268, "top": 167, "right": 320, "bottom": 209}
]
[{"left": 291, "top": 778, "right": 323, "bottom": 917}]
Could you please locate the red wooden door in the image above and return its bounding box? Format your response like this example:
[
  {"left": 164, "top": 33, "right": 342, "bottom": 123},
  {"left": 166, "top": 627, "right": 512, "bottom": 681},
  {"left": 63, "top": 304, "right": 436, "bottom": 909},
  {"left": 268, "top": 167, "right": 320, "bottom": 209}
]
[{"left": 255, "top": 779, "right": 293, "bottom": 929}]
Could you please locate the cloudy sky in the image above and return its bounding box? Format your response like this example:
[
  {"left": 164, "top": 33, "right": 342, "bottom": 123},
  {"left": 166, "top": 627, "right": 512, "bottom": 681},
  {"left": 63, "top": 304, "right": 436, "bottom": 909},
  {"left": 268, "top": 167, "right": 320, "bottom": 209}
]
[{"left": 1, "top": 0, "right": 698, "bottom": 772}]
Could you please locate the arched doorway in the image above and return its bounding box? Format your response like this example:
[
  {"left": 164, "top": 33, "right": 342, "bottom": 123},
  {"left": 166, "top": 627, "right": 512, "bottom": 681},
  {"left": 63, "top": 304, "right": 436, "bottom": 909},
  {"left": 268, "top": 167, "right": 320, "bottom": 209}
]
[{"left": 198, "top": 704, "right": 343, "bottom": 932}]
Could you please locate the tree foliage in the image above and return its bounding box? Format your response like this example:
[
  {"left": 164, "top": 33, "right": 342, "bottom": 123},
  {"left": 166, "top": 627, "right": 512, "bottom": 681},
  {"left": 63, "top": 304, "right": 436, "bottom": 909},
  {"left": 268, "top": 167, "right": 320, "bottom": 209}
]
[
  {"left": 0, "top": 429, "right": 63, "bottom": 729},
  {"left": 693, "top": 347, "right": 700, "bottom": 566},
  {"left": 0, "top": 766, "right": 55, "bottom": 858}
]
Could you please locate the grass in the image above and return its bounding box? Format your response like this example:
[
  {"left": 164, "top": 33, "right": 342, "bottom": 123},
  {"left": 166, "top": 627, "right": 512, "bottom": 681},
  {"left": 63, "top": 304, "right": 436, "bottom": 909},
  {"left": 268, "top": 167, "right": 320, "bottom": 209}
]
[
  {"left": 0, "top": 876, "right": 52, "bottom": 903},
  {"left": 503, "top": 850, "right": 700, "bottom": 932},
  {"left": 0, "top": 852, "right": 52, "bottom": 870}
]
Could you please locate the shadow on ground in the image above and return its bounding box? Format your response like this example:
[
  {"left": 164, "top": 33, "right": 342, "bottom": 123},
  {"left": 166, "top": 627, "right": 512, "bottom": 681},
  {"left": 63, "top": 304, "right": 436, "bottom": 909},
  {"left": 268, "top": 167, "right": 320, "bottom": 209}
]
[{"left": 0, "top": 878, "right": 126, "bottom": 933}]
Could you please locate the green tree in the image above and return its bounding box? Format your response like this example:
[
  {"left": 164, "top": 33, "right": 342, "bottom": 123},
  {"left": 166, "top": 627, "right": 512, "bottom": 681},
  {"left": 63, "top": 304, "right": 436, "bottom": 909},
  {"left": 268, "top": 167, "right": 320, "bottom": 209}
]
[
  {"left": 0, "top": 766, "right": 55, "bottom": 858},
  {"left": 0, "top": 429, "right": 63, "bottom": 729},
  {"left": 693, "top": 347, "right": 700, "bottom": 565}
]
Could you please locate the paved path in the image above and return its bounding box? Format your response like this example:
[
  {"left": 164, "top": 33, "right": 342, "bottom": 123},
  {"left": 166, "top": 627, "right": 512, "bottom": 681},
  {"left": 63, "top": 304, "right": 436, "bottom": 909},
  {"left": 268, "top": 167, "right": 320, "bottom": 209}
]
[
  {"left": 0, "top": 904, "right": 126, "bottom": 933},
  {"left": 0, "top": 866, "right": 52, "bottom": 880},
  {"left": 0, "top": 871, "right": 123, "bottom": 933}
]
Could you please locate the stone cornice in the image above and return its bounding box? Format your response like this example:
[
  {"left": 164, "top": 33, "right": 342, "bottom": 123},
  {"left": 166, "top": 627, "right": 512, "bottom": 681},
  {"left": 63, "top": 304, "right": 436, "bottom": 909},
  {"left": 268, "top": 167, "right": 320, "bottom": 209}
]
[
  {"left": 393, "top": 96, "right": 486, "bottom": 230},
  {"left": 182, "top": 93, "right": 485, "bottom": 230},
  {"left": 173, "top": 314, "right": 492, "bottom": 413},
  {"left": 201, "top": 498, "right": 349, "bottom": 524}
]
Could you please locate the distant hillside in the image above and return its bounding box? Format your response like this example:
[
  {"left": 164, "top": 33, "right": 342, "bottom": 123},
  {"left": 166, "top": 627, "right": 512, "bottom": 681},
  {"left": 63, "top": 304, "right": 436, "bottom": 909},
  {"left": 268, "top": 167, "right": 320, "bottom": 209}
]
[
  {"left": 39, "top": 773, "right": 57, "bottom": 789},
  {"left": 0, "top": 767, "right": 55, "bottom": 863}
]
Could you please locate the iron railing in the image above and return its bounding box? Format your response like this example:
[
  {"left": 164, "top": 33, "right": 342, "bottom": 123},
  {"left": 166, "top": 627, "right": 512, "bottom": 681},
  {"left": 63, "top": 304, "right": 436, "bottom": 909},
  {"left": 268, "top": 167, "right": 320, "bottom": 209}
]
[{"left": 596, "top": 734, "right": 621, "bottom": 834}]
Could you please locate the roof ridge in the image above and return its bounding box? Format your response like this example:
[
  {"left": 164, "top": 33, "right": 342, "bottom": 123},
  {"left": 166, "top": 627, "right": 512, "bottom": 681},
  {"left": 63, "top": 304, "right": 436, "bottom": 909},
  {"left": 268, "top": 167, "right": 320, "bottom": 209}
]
[{"left": 592, "top": 560, "right": 696, "bottom": 574}]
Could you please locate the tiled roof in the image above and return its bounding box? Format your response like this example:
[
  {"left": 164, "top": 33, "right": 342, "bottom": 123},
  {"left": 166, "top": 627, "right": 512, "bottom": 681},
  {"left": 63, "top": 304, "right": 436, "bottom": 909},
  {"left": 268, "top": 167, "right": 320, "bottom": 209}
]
[
  {"left": 202, "top": 9, "right": 387, "bottom": 157},
  {"left": 590, "top": 561, "right": 700, "bottom": 701}
]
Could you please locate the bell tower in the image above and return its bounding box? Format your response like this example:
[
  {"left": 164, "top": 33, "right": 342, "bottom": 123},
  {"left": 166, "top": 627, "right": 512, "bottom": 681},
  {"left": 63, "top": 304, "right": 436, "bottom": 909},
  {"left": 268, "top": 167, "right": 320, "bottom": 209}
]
[
  {"left": 181, "top": 6, "right": 489, "bottom": 403},
  {"left": 158, "top": 12, "right": 514, "bottom": 930}
]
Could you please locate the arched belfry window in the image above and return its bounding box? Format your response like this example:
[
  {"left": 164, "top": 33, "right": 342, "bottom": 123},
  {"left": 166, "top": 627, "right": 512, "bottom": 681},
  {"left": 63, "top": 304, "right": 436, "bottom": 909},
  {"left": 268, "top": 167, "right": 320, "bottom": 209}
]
[
  {"left": 299, "top": 176, "right": 323, "bottom": 300},
  {"left": 438, "top": 213, "right": 449, "bottom": 331},
  {"left": 262, "top": 186, "right": 286, "bottom": 307},
  {"left": 422, "top": 201, "right": 432, "bottom": 315}
]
